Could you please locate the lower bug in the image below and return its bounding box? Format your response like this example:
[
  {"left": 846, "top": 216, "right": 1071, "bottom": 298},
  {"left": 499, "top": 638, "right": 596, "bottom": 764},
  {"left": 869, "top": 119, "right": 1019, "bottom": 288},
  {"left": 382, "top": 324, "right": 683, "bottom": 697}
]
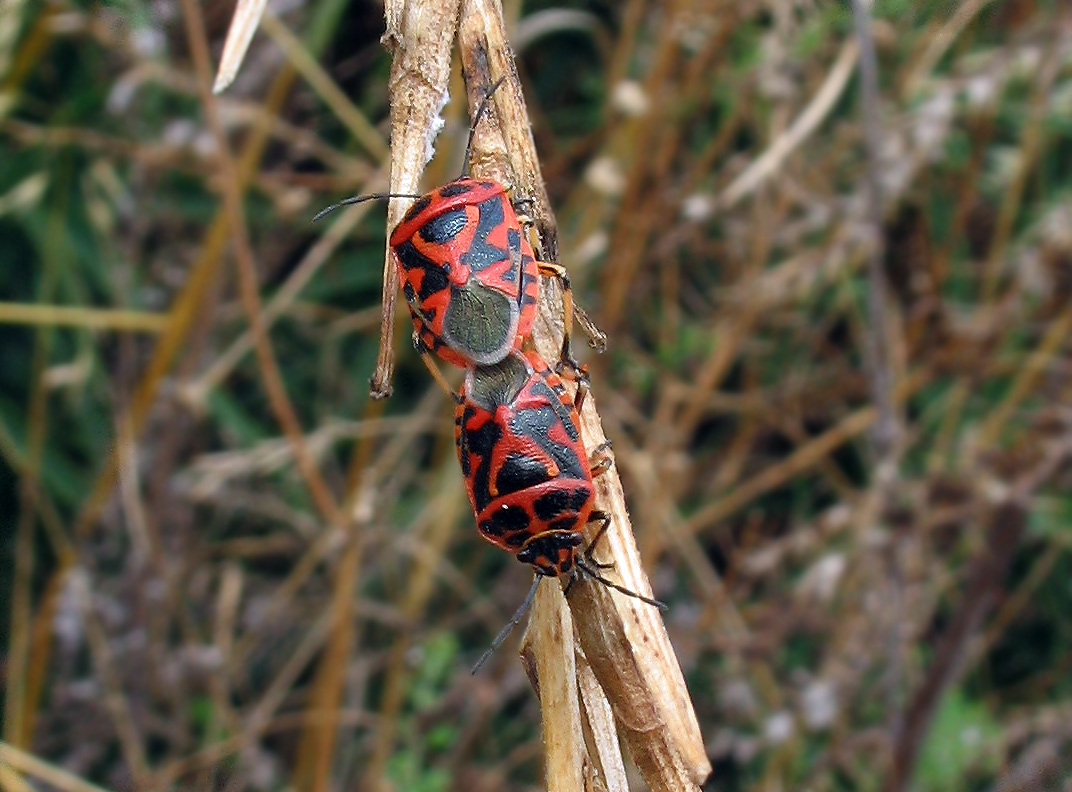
[{"left": 454, "top": 350, "right": 666, "bottom": 672}]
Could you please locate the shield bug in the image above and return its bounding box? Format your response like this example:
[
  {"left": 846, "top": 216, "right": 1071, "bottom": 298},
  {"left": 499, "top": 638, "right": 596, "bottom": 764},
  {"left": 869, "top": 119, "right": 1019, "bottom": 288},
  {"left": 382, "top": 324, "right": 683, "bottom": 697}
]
[
  {"left": 453, "top": 350, "right": 666, "bottom": 672},
  {"left": 314, "top": 77, "right": 590, "bottom": 387}
]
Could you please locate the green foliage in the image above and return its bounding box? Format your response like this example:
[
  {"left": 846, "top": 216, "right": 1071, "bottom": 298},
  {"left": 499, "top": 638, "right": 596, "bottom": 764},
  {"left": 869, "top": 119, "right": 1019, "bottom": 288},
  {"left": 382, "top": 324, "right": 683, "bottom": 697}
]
[
  {"left": 915, "top": 688, "right": 1002, "bottom": 792},
  {"left": 385, "top": 632, "right": 461, "bottom": 792}
]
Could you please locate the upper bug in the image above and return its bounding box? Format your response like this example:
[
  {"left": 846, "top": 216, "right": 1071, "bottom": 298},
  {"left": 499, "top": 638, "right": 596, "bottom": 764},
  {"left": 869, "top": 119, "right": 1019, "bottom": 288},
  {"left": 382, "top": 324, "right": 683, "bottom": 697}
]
[
  {"left": 315, "top": 77, "right": 582, "bottom": 377},
  {"left": 453, "top": 350, "right": 665, "bottom": 672}
]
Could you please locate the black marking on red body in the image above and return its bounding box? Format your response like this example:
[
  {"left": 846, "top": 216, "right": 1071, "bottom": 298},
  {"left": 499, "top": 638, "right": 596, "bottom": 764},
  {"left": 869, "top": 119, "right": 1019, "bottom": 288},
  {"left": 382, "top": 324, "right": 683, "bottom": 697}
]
[
  {"left": 402, "top": 194, "right": 433, "bottom": 222},
  {"left": 502, "top": 228, "right": 523, "bottom": 284},
  {"left": 459, "top": 197, "right": 508, "bottom": 273},
  {"left": 549, "top": 517, "right": 579, "bottom": 532},
  {"left": 439, "top": 181, "right": 475, "bottom": 198},
  {"left": 495, "top": 451, "right": 553, "bottom": 497},
  {"left": 395, "top": 241, "right": 450, "bottom": 301},
  {"left": 419, "top": 207, "right": 468, "bottom": 244},
  {"left": 533, "top": 486, "right": 591, "bottom": 521},
  {"left": 458, "top": 407, "right": 503, "bottom": 512},
  {"left": 479, "top": 505, "right": 532, "bottom": 541},
  {"left": 510, "top": 402, "right": 585, "bottom": 477}
]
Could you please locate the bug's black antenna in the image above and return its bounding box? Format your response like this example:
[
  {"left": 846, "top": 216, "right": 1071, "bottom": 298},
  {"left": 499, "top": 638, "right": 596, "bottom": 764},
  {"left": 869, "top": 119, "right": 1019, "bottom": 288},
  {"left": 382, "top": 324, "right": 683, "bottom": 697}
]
[
  {"left": 575, "top": 559, "right": 668, "bottom": 610},
  {"left": 571, "top": 511, "right": 667, "bottom": 610},
  {"left": 471, "top": 574, "right": 541, "bottom": 674},
  {"left": 312, "top": 191, "right": 424, "bottom": 223},
  {"left": 460, "top": 75, "right": 509, "bottom": 179},
  {"left": 315, "top": 75, "right": 509, "bottom": 224}
]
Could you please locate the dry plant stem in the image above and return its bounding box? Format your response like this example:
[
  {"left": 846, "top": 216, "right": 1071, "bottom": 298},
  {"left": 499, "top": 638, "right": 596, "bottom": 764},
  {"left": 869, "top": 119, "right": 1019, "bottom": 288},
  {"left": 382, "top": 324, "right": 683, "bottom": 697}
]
[
  {"left": 900, "top": 0, "right": 999, "bottom": 98},
  {"left": 362, "top": 468, "right": 468, "bottom": 791},
  {"left": 575, "top": 649, "right": 631, "bottom": 791},
  {"left": 259, "top": 12, "right": 388, "bottom": 161},
  {"left": 2, "top": 259, "right": 52, "bottom": 751},
  {"left": 372, "top": 0, "right": 462, "bottom": 398},
  {"left": 717, "top": 38, "right": 858, "bottom": 211},
  {"left": 0, "top": 742, "right": 113, "bottom": 792},
  {"left": 457, "top": 2, "right": 709, "bottom": 789},
  {"left": 187, "top": 165, "right": 390, "bottom": 401},
  {"left": 292, "top": 397, "right": 384, "bottom": 792},
  {"left": 520, "top": 583, "right": 587, "bottom": 792},
  {"left": 0, "top": 302, "right": 168, "bottom": 332},
  {"left": 683, "top": 366, "right": 931, "bottom": 537},
  {"left": 981, "top": 22, "right": 1067, "bottom": 302}
]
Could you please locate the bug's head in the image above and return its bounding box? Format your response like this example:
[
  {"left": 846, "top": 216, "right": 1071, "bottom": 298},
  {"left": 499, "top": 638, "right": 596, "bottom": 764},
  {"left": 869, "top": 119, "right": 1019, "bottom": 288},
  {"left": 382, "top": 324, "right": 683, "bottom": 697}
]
[{"left": 516, "top": 530, "right": 584, "bottom": 577}]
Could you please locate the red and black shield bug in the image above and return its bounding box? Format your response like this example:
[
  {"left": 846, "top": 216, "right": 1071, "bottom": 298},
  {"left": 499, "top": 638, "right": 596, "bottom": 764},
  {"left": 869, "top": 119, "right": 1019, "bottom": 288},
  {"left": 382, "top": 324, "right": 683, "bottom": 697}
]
[
  {"left": 314, "top": 77, "right": 587, "bottom": 385},
  {"left": 453, "top": 350, "right": 666, "bottom": 672}
]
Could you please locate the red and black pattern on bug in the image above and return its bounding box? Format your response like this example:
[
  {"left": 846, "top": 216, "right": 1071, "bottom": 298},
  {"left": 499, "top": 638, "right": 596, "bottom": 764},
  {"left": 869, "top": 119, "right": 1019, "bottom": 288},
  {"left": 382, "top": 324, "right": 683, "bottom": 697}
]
[
  {"left": 455, "top": 350, "right": 599, "bottom": 577},
  {"left": 457, "top": 350, "right": 668, "bottom": 673},
  {"left": 390, "top": 178, "right": 541, "bottom": 369},
  {"left": 313, "top": 76, "right": 587, "bottom": 385}
]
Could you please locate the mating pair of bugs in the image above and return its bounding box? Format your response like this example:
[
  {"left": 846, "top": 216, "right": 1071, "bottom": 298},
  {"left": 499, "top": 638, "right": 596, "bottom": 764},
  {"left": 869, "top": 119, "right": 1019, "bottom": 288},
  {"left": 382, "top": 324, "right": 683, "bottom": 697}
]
[{"left": 316, "top": 77, "right": 665, "bottom": 671}]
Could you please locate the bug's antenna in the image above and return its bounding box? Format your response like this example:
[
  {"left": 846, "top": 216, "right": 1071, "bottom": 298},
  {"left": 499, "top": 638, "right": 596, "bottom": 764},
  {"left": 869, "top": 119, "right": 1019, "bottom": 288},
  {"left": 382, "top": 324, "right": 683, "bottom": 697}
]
[
  {"left": 575, "top": 559, "right": 668, "bottom": 611},
  {"left": 311, "top": 191, "right": 424, "bottom": 223},
  {"left": 471, "top": 574, "right": 541, "bottom": 674},
  {"left": 460, "top": 75, "right": 508, "bottom": 178}
]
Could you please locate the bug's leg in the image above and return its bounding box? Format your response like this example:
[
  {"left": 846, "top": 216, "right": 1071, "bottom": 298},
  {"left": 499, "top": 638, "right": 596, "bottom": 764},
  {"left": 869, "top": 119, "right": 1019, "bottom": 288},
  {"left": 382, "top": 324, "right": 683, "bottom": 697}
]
[
  {"left": 589, "top": 441, "right": 614, "bottom": 478},
  {"left": 514, "top": 209, "right": 608, "bottom": 357},
  {"left": 572, "top": 301, "right": 608, "bottom": 353},
  {"left": 512, "top": 197, "right": 536, "bottom": 219},
  {"left": 576, "top": 554, "right": 668, "bottom": 610},
  {"left": 534, "top": 259, "right": 583, "bottom": 377},
  {"left": 578, "top": 511, "right": 668, "bottom": 610},
  {"left": 582, "top": 510, "right": 616, "bottom": 570},
  {"left": 565, "top": 364, "right": 592, "bottom": 413},
  {"left": 413, "top": 331, "right": 462, "bottom": 404}
]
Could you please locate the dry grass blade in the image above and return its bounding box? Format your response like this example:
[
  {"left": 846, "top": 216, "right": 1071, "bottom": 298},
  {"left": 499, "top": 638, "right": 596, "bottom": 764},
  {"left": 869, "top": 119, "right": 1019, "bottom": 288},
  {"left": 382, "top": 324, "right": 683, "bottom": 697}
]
[
  {"left": 456, "top": 1, "right": 709, "bottom": 788},
  {"left": 180, "top": 0, "right": 343, "bottom": 528},
  {"left": 717, "top": 39, "right": 858, "bottom": 212},
  {"left": 0, "top": 302, "right": 168, "bottom": 332},
  {"left": 213, "top": 0, "right": 268, "bottom": 94},
  {"left": 259, "top": 12, "right": 388, "bottom": 160},
  {"left": 0, "top": 742, "right": 114, "bottom": 792}
]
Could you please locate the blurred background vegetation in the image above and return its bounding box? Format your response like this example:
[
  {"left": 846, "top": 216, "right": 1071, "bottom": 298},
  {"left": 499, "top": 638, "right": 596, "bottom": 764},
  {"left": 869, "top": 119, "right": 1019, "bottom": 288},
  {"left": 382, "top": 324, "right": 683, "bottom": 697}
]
[{"left": 2, "top": 0, "right": 1072, "bottom": 790}]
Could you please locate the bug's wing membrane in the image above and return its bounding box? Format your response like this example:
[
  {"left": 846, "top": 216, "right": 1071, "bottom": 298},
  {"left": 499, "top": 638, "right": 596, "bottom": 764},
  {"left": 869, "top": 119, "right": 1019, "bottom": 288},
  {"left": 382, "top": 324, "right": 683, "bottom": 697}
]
[{"left": 443, "top": 283, "right": 519, "bottom": 366}]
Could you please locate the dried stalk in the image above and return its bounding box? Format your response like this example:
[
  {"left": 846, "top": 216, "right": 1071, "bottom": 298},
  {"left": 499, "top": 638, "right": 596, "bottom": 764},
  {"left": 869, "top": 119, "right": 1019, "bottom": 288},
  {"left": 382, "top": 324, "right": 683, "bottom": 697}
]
[
  {"left": 455, "top": 1, "right": 710, "bottom": 789},
  {"left": 373, "top": 0, "right": 463, "bottom": 397}
]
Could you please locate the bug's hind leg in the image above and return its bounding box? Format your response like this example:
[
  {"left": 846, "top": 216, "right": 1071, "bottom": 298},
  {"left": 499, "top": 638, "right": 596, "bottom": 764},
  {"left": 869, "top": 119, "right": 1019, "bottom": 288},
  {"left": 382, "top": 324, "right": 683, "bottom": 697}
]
[
  {"left": 515, "top": 210, "right": 608, "bottom": 362},
  {"left": 589, "top": 441, "right": 614, "bottom": 478}
]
